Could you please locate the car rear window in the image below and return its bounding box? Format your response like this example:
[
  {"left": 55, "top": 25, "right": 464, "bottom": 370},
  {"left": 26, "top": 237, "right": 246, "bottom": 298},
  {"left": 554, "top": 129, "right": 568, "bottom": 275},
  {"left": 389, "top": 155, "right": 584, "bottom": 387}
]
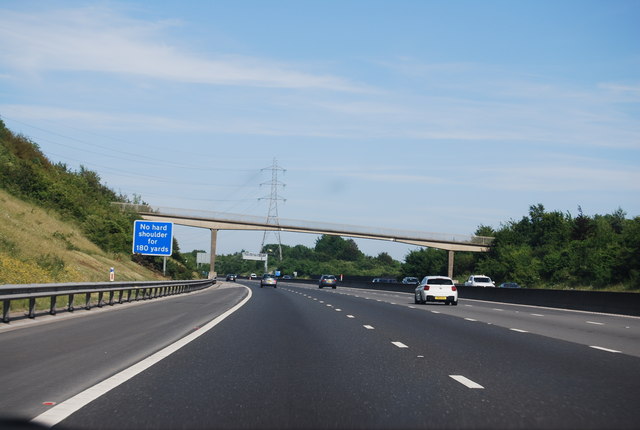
[
  {"left": 324, "top": 275, "right": 336, "bottom": 280},
  {"left": 475, "top": 277, "right": 491, "bottom": 283},
  {"left": 427, "top": 278, "right": 453, "bottom": 285}
]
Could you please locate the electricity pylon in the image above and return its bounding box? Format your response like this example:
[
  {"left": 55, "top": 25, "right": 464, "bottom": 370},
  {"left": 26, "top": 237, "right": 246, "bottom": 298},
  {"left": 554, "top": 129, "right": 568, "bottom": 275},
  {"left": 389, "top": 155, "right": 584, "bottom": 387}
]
[{"left": 259, "top": 158, "right": 285, "bottom": 261}]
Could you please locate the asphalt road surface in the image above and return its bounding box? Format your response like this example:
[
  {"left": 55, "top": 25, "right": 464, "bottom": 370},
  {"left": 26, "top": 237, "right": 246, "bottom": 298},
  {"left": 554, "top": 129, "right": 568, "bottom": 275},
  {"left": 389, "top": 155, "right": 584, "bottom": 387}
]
[{"left": 1, "top": 280, "right": 639, "bottom": 429}]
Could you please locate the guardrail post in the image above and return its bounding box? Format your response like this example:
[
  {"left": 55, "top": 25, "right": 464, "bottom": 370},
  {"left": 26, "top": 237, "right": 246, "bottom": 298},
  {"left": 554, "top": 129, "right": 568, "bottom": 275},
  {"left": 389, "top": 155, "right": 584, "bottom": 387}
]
[
  {"left": 117, "top": 290, "right": 123, "bottom": 304},
  {"left": 2, "top": 301, "right": 10, "bottom": 323},
  {"left": 97, "top": 291, "right": 104, "bottom": 308},
  {"left": 28, "top": 297, "right": 36, "bottom": 318},
  {"left": 109, "top": 291, "right": 115, "bottom": 306},
  {"left": 85, "top": 293, "right": 91, "bottom": 310},
  {"left": 135, "top": 289, "right": 140, "bottom": 301},
  {"left": 50, "top": 296, "right": 57, "bottom": 315},
  {"left": 68, "top": 294, "right": 74, "bottom": 312},
  {"left": 127, "top": 289, "right": 132, "bottom": 302}
]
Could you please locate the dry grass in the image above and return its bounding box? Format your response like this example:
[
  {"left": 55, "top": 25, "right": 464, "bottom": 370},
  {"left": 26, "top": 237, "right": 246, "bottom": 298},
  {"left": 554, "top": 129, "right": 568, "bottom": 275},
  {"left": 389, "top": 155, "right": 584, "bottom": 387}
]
[{"left": 0, "top": 188, "right": 164, "bottom": 285}]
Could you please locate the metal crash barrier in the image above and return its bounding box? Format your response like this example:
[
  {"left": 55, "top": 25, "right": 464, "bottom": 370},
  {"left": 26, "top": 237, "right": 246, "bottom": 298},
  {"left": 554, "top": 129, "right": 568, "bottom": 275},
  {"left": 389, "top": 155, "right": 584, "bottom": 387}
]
[{"left": 0, "top": 279, "right": 216, "bottom": 323}]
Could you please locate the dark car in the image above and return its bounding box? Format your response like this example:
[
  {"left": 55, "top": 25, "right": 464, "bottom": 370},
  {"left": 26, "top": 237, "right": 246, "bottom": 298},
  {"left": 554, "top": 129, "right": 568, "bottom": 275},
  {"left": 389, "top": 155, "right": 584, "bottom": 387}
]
[
  {"left": 225, "top": 274, "right": 237, "bottom": 281},
  {"left": 319, "top": 274, "right": 337, "bottom": 289},
  {"left": 498, "top": 282, "right": 522, "bottom": 288}
]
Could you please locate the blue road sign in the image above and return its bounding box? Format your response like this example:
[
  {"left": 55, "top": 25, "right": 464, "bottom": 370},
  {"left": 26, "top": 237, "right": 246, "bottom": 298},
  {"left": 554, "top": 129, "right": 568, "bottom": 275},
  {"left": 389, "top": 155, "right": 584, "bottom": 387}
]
[{"left": 132, "top": 220, "right": 173, "bottom": 256}]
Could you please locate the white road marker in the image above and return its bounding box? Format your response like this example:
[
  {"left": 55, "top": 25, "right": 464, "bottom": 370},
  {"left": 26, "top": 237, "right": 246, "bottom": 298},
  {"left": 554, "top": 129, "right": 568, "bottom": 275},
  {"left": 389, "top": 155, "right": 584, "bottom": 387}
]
[
  {"left": 363, "top": 325, "right": 374, "bottom": 330},
  {"left": 347, "top": 315, "right": 355, "bottom": 318},
  {"left": 335, "top": 309, "right": 342, "bottom": 312},
  {"left": 510, "top": 328, "right": 528, "bottom": 333},
  {"left": 32, "top": 286, "right": 253, "bottom": 428},
  {"left": 531, "top": 313, "right": 544, "bottom": 317},
  {"left": 590, "top": 346, "right": 621, "bottom": 353},
  {"left": 431, "top": 311, "right": 440, "bottom": 314},
  {"left": 464, "top": 318, "right": 477, "bottom": 322},
  {"left": 450, "top": 375, "right": 484, "bottom": 389},
  {"left": 587, "top": 321, "right": 604, "bottom": 325},
  {"left": 392, "top": 342, "right": 409, "bottom": 348}
]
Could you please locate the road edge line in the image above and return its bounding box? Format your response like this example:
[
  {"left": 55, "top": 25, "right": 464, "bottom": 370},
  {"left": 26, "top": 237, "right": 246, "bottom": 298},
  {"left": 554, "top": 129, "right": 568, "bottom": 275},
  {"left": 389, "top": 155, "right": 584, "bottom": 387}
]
[{"left": 31, "top": 286, "right": 253, "bottom": 428}]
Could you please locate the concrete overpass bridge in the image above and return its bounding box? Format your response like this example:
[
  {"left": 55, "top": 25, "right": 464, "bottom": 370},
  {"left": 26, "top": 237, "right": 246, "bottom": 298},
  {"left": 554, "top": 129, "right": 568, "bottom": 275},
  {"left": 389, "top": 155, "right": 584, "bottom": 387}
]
[{"left": 116, "top": 204, "right": 494, "bottom": 279}]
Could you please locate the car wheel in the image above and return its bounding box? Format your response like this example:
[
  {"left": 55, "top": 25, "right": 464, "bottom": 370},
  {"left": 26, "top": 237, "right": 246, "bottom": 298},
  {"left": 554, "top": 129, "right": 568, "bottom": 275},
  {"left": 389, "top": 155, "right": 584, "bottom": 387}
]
[
  {"left": 452, "top": 301, "right": 458, "bottom": 306},
  {"left": 414, "top": 294, "right": 420, "bottom": 304},
  {"left": 319, "top": 286, "right": 323, "bottom": 289},
  {"left": 332, "top": 286, "right": 336, "bottom": 289}
]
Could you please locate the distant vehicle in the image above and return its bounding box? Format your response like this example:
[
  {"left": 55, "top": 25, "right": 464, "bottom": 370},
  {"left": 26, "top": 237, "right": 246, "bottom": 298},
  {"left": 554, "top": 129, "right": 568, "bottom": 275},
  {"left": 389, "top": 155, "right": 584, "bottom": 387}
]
[
  {"left": 282, "top": 275, "right": 292, "bottom": 280},
  {"left": 415, "top": 276, "right": 458, "bottom": 305},
  {"left": 260, "top": 273, "right": 277, "bottom": 288},
  {"left": 498, "top": 282, "right": 521, "bottom": 288},
  {"left": 225, "top": 274, "right": 237, "bottom": 281},
  {"left": 402, "top": 277, "right": 419, "bottom": 285},
  {"left": 464, "top": 275, "right": 495, "bottom": 287},
  {"left": 249, "top": 273, "right": 258, "bottom": 280},
  {"left": 319, "top": 274, "right": 337, "bottom": 289},
  {"left": 372, "top": 278, "right": 396, "bottom": 283}
]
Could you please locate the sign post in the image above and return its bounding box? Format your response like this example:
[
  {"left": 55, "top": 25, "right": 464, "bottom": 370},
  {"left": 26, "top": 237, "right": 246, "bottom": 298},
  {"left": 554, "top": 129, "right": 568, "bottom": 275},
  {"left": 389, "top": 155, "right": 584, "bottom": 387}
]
[
  {"left": 242, "top": 252, "right": 268, "bottom": 273},
  {"left": 132, "top": 221, "right": 173, "bottom": 257}
]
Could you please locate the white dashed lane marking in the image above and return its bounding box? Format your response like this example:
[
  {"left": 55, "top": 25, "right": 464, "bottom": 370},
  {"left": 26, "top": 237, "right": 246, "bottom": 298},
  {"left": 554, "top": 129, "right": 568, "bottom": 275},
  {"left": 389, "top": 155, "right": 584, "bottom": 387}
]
[
  {"left": 590, "top": 346, "right": 621, "bottom": 353},
  {"left": 587, "top": 321, "right": 604, "bottom": 325},
  {"left": 347, "top": 315, "right": 355, "bottom": 319},
  {"left": 392, "top": 342, "right": 409, "bottom": 349},
  {"left": 450, "top": 375, "right": 484, "bottom": 389},
  {"left": 363, "top": 325, "right": 375, "bottom": 330}
]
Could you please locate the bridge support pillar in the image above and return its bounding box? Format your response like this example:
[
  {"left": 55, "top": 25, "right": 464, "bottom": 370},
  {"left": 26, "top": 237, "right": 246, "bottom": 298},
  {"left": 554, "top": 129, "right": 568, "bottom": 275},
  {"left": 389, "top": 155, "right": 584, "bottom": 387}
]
[
  {"left": 448, "top": 250, "right": 455, "bottom": 280},
  {"left": 209, "top": 229, "right": 218, "bottom": 279}
]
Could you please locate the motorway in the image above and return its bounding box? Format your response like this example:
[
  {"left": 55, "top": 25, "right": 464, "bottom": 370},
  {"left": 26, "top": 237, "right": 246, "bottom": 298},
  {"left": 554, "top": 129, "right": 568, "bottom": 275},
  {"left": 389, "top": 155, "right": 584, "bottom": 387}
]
[{"left": 1, "top": 280, "right": 639, "bottom": 429}]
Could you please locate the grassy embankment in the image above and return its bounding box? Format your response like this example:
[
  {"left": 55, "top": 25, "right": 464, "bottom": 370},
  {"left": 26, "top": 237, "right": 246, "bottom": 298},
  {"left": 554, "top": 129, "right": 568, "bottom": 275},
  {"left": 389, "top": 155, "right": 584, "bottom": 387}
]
[{"left": 0, "top": 188, "right": 165, "bottom": 312}]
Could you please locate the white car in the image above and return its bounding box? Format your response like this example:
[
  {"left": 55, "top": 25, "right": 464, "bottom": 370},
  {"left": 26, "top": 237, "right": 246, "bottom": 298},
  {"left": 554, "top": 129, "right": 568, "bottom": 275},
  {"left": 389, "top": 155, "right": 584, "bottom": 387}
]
[
  {"left": 464, "top": 275, "right": 495, "bottom": 287},
  {"left": 415, "top": 276, "right": 458, "bottom": 305}
]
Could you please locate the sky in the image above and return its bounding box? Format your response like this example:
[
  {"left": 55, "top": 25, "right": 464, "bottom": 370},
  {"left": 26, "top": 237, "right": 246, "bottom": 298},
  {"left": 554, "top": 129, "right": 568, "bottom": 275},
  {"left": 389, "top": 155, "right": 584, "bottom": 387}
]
[{"left": 1, "top": 0, "right": 639, "bottom": 261}]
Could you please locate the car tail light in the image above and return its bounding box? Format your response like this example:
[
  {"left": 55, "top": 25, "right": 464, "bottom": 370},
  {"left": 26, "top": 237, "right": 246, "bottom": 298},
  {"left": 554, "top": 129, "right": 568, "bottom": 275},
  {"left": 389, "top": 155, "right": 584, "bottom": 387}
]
[
  {"left": 423, "top": 285, "right": 430, "bottom": 291},
  {"left": 452, "top": 286, "right": 457, "bottom": 291}
]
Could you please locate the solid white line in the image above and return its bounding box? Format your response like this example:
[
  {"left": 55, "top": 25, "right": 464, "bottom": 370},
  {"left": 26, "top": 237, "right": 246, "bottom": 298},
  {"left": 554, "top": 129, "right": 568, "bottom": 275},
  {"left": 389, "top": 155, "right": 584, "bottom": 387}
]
[
  {"left": 363, "top": 325, "right": 374, "bottom": 330},
  {"left": 32, "top": 286, "right": 253, "bottom": 428},
  {"left": 464, "top": 318, "right": 477, "bottom": 322},
  {"left": 431, "top": 311, "right": 440, "bottom": 314},
  {"left": 587, "top": 321, "right": 604, "bottom": 325},
  {"left": 590, "top": 346, "right": 621, "bottom": 353},
  {"left": 392, "top": 341, "right": 409, "bottom": 348},
  {"left": 450, "top": 375, "right": 484, "bottom": 389},
  {"left": 531, "top": 313, "right": 544, "bottom": 317},
  {"left": 510, "top": 328, "right": 528, "bottom": 333}
]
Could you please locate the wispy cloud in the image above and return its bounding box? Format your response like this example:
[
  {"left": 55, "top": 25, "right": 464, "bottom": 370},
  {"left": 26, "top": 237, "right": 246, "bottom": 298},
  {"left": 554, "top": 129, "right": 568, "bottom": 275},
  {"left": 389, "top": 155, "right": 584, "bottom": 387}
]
[{"left": 0, "top": 6, "right": 363, "bottom": 92}]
